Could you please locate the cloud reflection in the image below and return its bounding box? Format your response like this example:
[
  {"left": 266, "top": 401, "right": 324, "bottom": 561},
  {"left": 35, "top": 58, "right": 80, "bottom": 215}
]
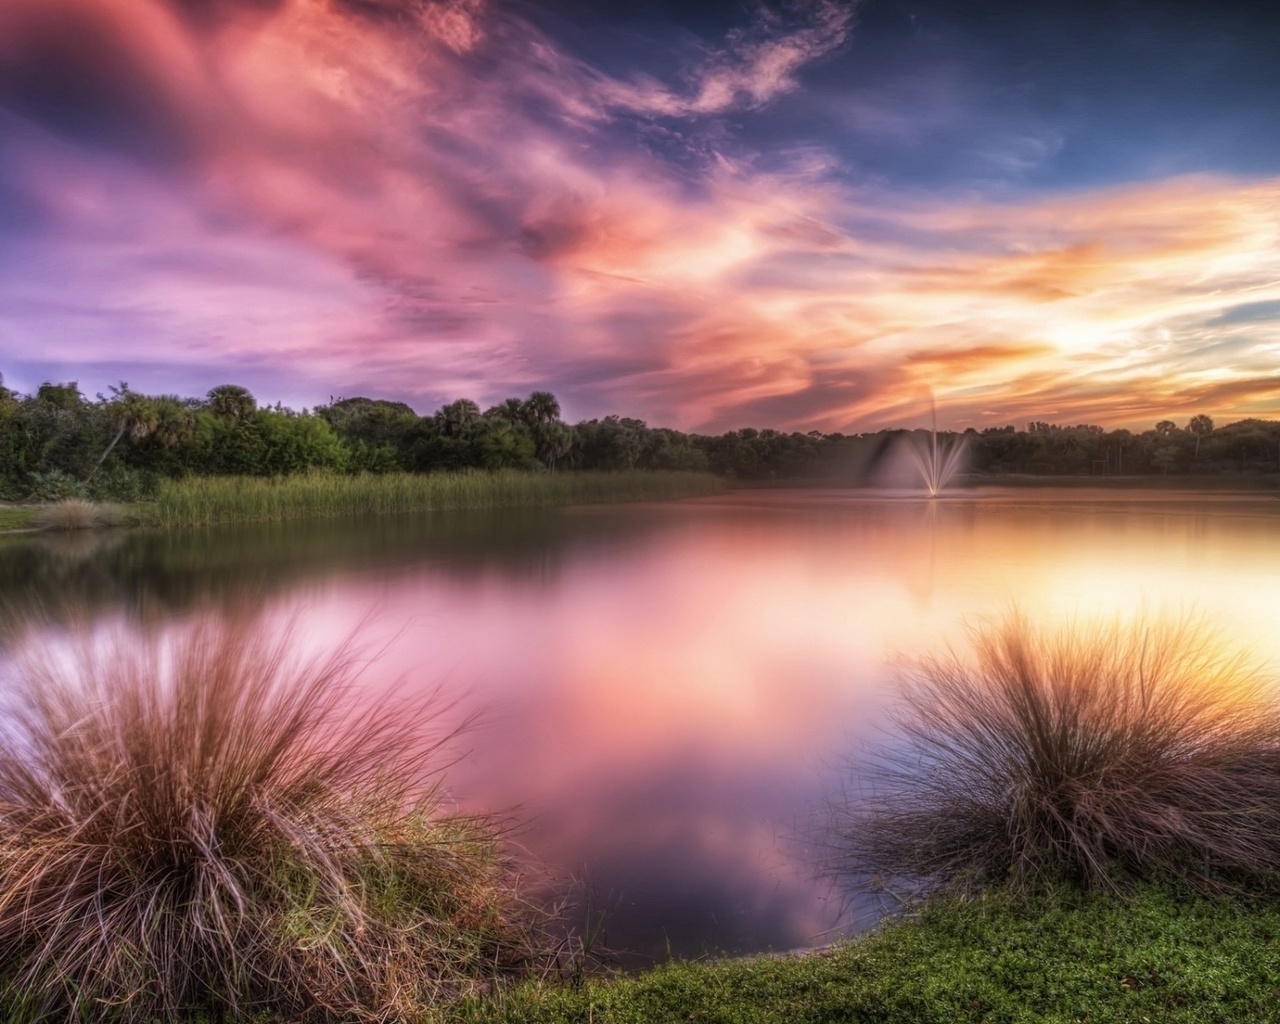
[{"left": 6, "top": 492, "right": 1280, "bottom": 958}]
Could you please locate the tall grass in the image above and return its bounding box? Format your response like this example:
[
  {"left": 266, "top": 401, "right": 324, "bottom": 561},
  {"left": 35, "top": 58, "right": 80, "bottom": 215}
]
[
  {"left": 154, "top": 470, "right": 725, "bottom": 528},
  {"left": 834, "top": 612, "right": 1280, "bottom": 895},
  {"left": 0, "top": 620, "right": 541, "bottom": 1022}
]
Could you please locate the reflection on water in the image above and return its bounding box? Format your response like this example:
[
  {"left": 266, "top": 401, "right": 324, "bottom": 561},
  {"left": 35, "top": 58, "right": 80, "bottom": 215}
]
[{"left": 2, "top": 488, "right": 1280, "bottom": 964}]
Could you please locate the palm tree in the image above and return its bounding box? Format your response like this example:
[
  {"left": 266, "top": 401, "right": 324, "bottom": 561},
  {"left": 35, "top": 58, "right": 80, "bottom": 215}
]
[
  {"left": 1187, "top": 414, "right": 1214, "bottom": 458},
  {"left": 436, "top": 399, "right": 481, "bottom": 437},
  {"left": 205, "top": 384, "right": 257, "bottom": 421},
  {"left": 522, "top": 391, "right": 561, "bottom": 427},
  {"left": 87, "top": 388, "right": 158, "bottom": 480},
  {"left": 535, "top": 421, "right": 575, "bottom": 471},
  {"left": 486, "top": 398, "right": 526, "bottom": 425},
  {"left": 150, "top": 396, "right": 196, "bottom": 450}
]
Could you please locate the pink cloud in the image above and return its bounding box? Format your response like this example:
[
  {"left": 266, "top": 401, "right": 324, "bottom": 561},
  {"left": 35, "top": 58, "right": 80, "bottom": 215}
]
[{"left": 1, "top": 0, "right": 1279, "bottom": 432}]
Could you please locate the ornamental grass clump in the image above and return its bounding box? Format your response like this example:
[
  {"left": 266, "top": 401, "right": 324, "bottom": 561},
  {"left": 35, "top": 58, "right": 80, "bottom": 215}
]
[
  {"left": 34, "top": 498, "right": 121, "bottom": 531},
  {"left": 836, "top": 613, "right": 1280, "bottom": 895},
  {"left": 0, "top": 620, "right": 540, "bottom": 1023}
]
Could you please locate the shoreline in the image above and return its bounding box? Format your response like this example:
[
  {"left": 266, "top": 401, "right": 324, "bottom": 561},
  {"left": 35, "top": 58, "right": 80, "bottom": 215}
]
[{"left": 4, "top": 470, "right": 1279, "bottom": 536}]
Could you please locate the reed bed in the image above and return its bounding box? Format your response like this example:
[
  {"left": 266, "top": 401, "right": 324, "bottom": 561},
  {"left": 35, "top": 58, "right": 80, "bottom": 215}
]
[
  {"left": 0, "top": 620, "right": 541, "bottom": 1023},
  {"left": 154, "top": 470, "right": 724, "bottom": 528},
  {"left": 834, "top": 612, "right": 1280, "bottom": 895}
]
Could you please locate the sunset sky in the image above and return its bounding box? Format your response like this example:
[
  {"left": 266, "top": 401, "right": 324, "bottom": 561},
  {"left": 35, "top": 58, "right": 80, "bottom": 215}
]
[{"left": 1, "top": 0, "right": 1278, "bottom": 432}]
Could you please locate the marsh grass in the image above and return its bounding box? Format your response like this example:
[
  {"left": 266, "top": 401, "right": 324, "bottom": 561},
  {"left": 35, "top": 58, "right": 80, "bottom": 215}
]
[
  {"left": 835, "top": 612, "right": 1280, "bottom": 895},
  {"left": 0, "top": 620, "right": 542, "bottom": 1023},
  {"left": 33, "top": 498, "right": 124, "bottom": 531},
  {"left": 155, "top": 470, "right": 724, "bottom": 527}
]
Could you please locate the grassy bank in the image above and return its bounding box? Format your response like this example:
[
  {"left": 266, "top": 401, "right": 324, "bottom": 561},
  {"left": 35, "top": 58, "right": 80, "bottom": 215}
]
[
  {"left": 152, "top": 470, "right": 725, "bottom": 528},
  {"left": 0, "top": 505, "right": 39, "bottom": 531},
  {"left": 467, "top": 885, "right": 1280, "bottom": 1024}
]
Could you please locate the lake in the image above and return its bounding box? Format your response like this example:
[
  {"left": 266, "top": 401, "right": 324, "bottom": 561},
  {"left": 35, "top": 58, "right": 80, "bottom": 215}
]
[{"left": 3, "top": 486, "right": 1279, "bottom": 965}]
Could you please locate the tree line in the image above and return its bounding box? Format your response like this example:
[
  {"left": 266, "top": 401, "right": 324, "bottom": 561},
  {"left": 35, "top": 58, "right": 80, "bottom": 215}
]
[{"left": 1, "top": 372, "right": 1277, "bottom": 501}]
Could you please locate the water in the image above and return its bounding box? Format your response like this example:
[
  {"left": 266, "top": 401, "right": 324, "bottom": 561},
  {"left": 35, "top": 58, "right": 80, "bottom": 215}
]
[{"left": 2, "top": 487, "right": 1279, "bottom": 964}]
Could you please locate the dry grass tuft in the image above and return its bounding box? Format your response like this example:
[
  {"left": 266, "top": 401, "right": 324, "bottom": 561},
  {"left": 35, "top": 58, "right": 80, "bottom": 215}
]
[
  {"left": 834, "top": 612, "right": 1280, "bottom": 895},
  {"left": 0, "top": 620, "right": 542, "bottom": 1023},
  {"left": 35, "top": 498, "right": 103, "bottom": 531},
  {"left": 33, "top": 499, "right": 125, "bottom": 531}
]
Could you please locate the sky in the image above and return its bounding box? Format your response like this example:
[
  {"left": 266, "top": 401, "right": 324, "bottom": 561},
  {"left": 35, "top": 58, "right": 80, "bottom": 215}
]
[{"left": 1, "top": 0, "right": 1279, "bottom": 433}]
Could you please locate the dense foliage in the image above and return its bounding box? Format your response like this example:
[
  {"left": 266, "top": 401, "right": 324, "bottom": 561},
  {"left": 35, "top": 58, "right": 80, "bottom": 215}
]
[{"left": 1, "top": 371, "right": 1277, "bottom": 500}]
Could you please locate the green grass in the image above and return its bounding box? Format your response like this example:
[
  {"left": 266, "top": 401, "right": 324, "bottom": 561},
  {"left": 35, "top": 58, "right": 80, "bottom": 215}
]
[
  {"left": 153, "top": 470, "right": 725, "bottom": 527},
  {"left": 0, "top": 505, "right": 40, "bottom": 531},
  {"left": 465, "top": 886, "right": 1280, "bottom": 1024},
  {"left": 0, "top": 502, "right": 151, "bottom": 533}
]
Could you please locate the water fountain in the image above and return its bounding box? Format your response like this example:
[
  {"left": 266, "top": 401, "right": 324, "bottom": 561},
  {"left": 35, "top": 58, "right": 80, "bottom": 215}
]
[
  {"left": 904, "top": 413, "right": 968, "bottom": 497},
  {"left": 890, "top": 396, "right": 967, "bottom": 496},
  {"left": 862, "top": 398, "right": 968, "bottom": 496}
]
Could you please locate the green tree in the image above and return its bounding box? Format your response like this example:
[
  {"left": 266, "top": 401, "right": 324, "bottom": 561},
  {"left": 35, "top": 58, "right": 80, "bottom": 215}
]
[
  {"left": 472, "top": 418, "right": 537, "bottom": 469},
  {"left": 255, "top": 410, "right": 348, "bottom": 474},
  {"left": 35, "top": 381, "right": 83, "bottom": 411},
  {"left": 1151, "top": 445, "right": 1178, "bottom": 474},
  {"left": 317, "top": 397, "right": 418, "bottom": 471},
  {"left": 19, "top": 382, "right": 101, "bottom": 480},
  {"left": 0, "top": 375, "right": 21, "bottom": 497}
]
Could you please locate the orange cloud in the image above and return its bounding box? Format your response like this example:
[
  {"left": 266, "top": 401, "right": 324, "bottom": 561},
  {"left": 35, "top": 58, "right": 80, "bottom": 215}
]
[{"left": 2, "top": 0, "right": 1278, "bottom": 432}]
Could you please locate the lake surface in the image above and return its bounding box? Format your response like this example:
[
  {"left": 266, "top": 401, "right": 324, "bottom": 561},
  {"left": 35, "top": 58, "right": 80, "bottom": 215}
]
[{"left": 3, "top": 486, "right": 1280, "bottom": 965}]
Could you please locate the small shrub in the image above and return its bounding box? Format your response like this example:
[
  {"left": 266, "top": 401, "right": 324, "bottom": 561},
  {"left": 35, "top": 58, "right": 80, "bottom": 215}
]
[
  {"left": 834, "top": 612, "right": 1280, "bottom": 895},
  {"left": 0, "top": 620, "right": 542, "bottom": 1022}
]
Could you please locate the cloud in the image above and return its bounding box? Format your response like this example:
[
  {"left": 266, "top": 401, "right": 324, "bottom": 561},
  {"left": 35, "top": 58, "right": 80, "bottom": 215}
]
[
  {"left": 597, "top": 0, "right": 857, "bottom": 117},
  {"left": 1, "top": 0, "right": 1278, "bottom": 432},
  {"left": 0, "top": 0, "right": 212, "bottom": 164}
]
